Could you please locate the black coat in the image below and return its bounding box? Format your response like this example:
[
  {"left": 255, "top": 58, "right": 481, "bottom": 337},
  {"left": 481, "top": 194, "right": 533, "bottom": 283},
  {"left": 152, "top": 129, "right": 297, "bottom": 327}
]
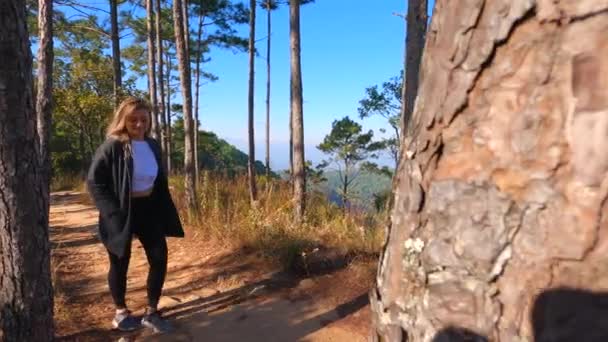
[{"left": 87, "top": 137, "right": 184, "bottom": 258}]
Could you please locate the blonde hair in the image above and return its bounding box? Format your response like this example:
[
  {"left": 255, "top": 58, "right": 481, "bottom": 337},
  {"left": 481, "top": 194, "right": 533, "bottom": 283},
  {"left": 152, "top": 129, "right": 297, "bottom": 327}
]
[{"left": 106, "top": 96, "right": 152, "bottom": 142}]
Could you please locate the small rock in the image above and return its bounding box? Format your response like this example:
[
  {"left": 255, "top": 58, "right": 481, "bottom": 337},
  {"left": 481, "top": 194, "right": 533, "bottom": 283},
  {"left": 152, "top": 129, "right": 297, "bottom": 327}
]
[
  {"left": 299, "top": 279, "right": 315, "bottom": 289},
  {"left": 196, "top": 288, "right": 220, "bottom": 298},
  {"left": 183, "top": 294, "right": 202, "bottom": 302}
]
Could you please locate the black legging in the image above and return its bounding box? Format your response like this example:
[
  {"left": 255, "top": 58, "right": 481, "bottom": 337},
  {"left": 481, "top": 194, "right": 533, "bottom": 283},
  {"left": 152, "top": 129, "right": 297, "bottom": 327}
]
[{"left": 107, "top": 194, "right": 167, "bottom": 309}]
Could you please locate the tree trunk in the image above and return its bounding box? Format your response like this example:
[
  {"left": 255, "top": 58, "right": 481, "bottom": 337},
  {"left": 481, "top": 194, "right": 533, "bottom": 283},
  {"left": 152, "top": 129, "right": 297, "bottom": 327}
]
[
  {"left": 36, "top": 0, "right": 53, "bottom": 204},
  {"left": 265, "top": 2, "right": 271, "bottom": 179},
  {"left": 371, "top": 1, "right": 608, "bottom": 341},
  {"left": 183, "top": 0, "right": 190, "bottom": 56},
  {"left": 165, "top": 40, "right": 172, "bottom": 174},
  {"left": 110, "top": 0, "right": 122, "bottom": 107},
  {"left": 247, "top": 0, "right": 258, "bottom": 204},
  {"left": 290, "top": 0, "right": 305, "bottom": 223},
  {"left": 401, "top": 0, "right": 427, "bottom": 136},
  {"left": 0, "top": 1, "right": 54, "bottom": 340},
  {"left": 194, "top": 117, "right": 199, "bottom": 178},
  {"left": 342, "top": 168, "right": 349, "bottom": 213},
  {"left": 146, "top": 0, "right": 160, "bottom": 140},
  {"left": 194, "top": 11, "right": 204, "bottom": 182},
  {"left": 156, "top": 0, "right": 168, "bottom": 172},
  {"left": 289, "top": 109, "right": 293, "bottom": 183},
  {"left": 391, "top": 122, "right": 401, "bottom": 168},
  {"left": 183, "top": 0, "right": 193, "bottom": 178},
  {"left": 165, "top": 43, "right": 172, "bottom": 174},
  {"left": 173, "top": 0, "right": 197, "bottom": 210}
]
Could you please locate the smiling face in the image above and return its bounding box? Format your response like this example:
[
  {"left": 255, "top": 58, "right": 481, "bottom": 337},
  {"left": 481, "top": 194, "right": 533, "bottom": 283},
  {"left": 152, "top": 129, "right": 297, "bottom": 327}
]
[{"left": 125, "top": 109, "right": 150, "bottom": 140}]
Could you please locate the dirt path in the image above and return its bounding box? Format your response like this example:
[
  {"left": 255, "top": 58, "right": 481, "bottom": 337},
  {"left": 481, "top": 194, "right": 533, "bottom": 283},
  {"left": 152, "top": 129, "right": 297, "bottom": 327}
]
[{"left": 50, "top": 192, "right": 372, "bottom": 341}]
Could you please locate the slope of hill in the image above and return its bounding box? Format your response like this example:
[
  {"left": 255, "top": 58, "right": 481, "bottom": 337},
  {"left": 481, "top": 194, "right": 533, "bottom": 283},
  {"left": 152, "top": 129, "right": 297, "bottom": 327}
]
[
  {"left": 198, "top": 131, "right": 268, "bottom": 176},
  {"left": 171, "top": 119, "right": 270, "bottom": 177},
  {"left": 317, "top": 170, "right": 392, "bottom": 212}
]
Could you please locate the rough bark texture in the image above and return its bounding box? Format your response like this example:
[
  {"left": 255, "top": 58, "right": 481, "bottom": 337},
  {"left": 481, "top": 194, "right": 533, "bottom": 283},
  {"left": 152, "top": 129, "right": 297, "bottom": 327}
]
[
  {"left": 110, "top": 0, "right": 121, "bottom": 106},
  {"left": 402, "top": 0, "right": 427, "bottom": 135},
  {"left": 0, "top": 0, "right": 54, "bottom": 340},
  {"left": 147, "top": 0, "right": 160, "bottom": 140},
  {"left": 371, "top": 1, "right": 608, "bottom": 341},
  {"left": 173, "top": 0, "right": 198, "bottom": 210},
  {"left": 247, "top": 0, "right": 258, "bottom": 204},
  {"left": 156, "top": 0, "right": 168, "bottom": 173},
  {"left": 290, "top": 0, "right": 305, "bottom": 222}
]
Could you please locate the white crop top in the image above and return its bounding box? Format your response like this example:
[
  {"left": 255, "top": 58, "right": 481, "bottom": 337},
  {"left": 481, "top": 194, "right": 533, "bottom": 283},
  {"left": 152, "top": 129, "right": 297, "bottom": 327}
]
[{"left": 131, "top": 140, "right": 158, "bottom": 192}]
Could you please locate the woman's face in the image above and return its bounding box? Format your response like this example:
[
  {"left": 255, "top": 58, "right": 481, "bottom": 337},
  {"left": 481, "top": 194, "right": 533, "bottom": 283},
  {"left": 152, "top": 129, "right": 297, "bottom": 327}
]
[{"left": 125, "top": 109, "right": 149, "bottom": 140}]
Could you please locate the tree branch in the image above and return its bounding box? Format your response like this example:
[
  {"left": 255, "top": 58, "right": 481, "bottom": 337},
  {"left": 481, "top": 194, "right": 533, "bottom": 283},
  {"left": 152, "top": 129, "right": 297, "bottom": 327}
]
[
  {"left": 66, "top": 24, "right": 111, "bottom": 38},
  {"left": 55, "top": 0, "right": 110, "bottom": 15}
]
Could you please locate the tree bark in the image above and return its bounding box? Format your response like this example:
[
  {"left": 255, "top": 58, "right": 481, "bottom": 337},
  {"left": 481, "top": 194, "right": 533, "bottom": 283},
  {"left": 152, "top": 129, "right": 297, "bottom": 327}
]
[
  {"left": 371, "top": 1, "right": 608, "bottom": 341},
  {"left": 36, "top": 0, "right": 53, "bottom": 208},
  {"left": 173, "top": 0, "right": 198, "bottom": 210},
  {"left": 342, "top": 168, "right": 349, "bottom": 213},
  {"left": 165, "top": 41, "right": 172, "bottom": 174},
  {"left": 156, "top": 0, "right": 168, "bottom": 173},
  {"left": 146, "top": 0, "right": 160, "bottom": 140},
  {"left": 289, "top": 108, "right": 293, "bottom": 182},
  {"left": 183, "top": 0, "right": 190, "bottom": 56},
  {"left": 194, "top": 116, "right": 199, "bottom": 178},
  {"left": 183, "top": 0, "right": 193, "bottom": 178},
  {"left": 290, "top": 0, "right": 305, "bottom": 223},
  {"left": 0, "top": 0, "right": 54, "bottom": 340},
  {"left": 110, "top": 0, "right": 122, "bottom": 107},
  {"left": 194, "top": 11, "right": 204, "bottom": 182},
  {"left": 401, "top": 0, "right": 427, "bottom": 135},
  {"left": 265, "top": 1, "right": 272, "bottom": 179},
  {"left": 247, "top": 0, "right": 258, "bottom": 204}
]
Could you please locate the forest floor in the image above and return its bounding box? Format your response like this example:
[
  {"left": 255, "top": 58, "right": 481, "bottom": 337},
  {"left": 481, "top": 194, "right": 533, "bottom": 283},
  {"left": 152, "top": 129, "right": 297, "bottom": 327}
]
[{"left": 50, "top": 191, "right": 374, "bottom": 341}]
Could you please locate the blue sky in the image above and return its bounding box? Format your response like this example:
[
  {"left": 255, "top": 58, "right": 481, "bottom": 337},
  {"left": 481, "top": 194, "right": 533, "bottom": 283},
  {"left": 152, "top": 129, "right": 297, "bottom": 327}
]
[
  {"left": 200, "top": 0, "right": 436, "bottom": 170},
  {"left": 55, "top": 0, "right": 434, "bottom": 171}
]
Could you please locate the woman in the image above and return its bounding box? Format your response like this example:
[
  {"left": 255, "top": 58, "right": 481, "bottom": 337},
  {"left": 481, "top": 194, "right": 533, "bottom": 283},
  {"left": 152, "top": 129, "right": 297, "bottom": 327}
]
[{"left": 87, "top": 97, "right": 184, "bottom": 333}]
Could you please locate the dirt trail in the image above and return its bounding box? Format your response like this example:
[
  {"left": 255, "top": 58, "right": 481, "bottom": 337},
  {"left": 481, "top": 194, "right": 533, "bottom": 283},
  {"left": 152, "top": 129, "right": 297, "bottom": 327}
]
[{"left": 50, "top": 192, "right": 372, "bottom": 341}]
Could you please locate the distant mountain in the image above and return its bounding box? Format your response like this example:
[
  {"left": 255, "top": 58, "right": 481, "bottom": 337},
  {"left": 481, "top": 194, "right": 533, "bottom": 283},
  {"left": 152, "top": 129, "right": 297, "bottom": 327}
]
[
  {"left": 171, "top": 118, "right": 271, "bottom": 177},
  {"left": 198, "top": 131, "right": 269, "bottom": 176},
  {"left": 172, "top": 119, "right": 391, "bottom": 205},
  {"left": 315, "top": 169, "right": 392, "bottom": 211}
]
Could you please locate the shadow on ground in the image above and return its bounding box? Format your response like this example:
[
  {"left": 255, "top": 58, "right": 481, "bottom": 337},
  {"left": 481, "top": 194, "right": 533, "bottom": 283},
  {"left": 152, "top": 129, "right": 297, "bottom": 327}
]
[
  {"left": 50, "top": 224, "right": 99, "bottom": 249},
  {"left": 51, "top": 191, "right": 90, "bottom": 206},
  {"left": 57, "top": 270, "right": 368, "bottom": 341}
]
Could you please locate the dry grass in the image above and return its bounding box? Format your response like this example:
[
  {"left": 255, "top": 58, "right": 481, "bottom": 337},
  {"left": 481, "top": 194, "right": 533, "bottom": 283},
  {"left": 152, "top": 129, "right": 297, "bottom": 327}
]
[
  {"left": 51, "top": 173, "right": 84, "bottom": 192},
  {"left": 51, "top": 256, "right": 77, "bottom": 326},
  {"left": 170, "top": 172, "right": 387, "bottom": 269}
]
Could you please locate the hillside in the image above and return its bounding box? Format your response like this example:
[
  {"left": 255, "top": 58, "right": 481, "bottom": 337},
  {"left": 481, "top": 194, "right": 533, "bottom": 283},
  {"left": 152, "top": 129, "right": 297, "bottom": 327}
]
[
  {"left": 198, "top": 131, "right": 268, "bottom": 176},
  {"left": 171, "top": 118, "right": 269, "bottom": 177},
  {"left": 317, "top": 170, "right": 392, "bottom": 212}
]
